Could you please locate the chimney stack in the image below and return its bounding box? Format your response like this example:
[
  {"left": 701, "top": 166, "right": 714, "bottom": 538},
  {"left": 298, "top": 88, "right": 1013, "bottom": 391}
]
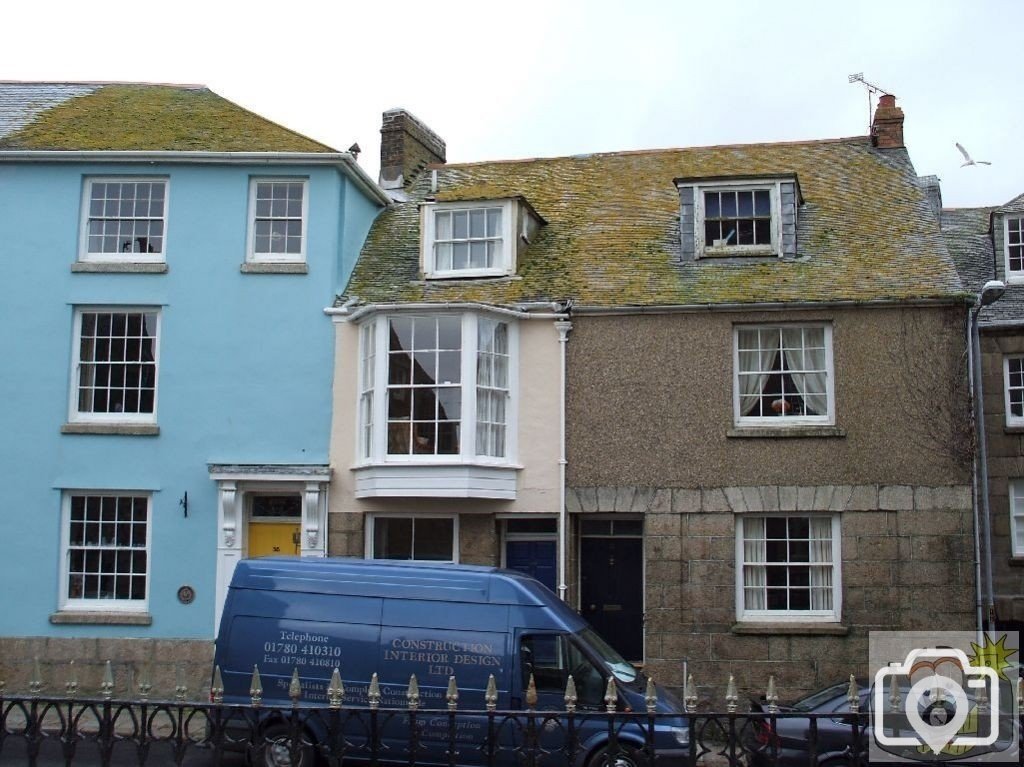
[
  {"left": 871, "top": 94, "right": 904, "bottom": 149},
  {"left": 379, "top": 109, "right": 446, "bottom": 190}
]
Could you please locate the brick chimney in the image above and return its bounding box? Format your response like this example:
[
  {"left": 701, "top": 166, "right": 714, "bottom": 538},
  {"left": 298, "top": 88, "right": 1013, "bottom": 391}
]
[
  {"left": 379, "top": 108, "right": 446, "bottom": 190},
  {"left": 871, "top": 94, "right": 904, "bottom": 149}
]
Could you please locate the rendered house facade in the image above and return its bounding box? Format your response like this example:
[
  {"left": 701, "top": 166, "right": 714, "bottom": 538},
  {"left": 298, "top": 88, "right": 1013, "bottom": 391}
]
[
  {"left": 945, "top": 191, "right": 1024, "bottom": 632},
  {"left": 331, "top": 99, "right": 976, "bottom": 699},
  {"left": 0, "top": 82, "right": 387, "bottom": 692}
]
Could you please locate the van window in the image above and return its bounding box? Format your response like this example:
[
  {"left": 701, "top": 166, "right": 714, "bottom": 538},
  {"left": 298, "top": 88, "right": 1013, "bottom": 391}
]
[{"left": 520, "top": 634, "right": 604, "bottom": 708}]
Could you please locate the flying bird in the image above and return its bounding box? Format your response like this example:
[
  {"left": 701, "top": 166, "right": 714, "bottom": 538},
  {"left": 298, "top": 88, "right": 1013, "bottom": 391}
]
[{"left": 956, "top": 142, "right": 992, "bottom": 167}]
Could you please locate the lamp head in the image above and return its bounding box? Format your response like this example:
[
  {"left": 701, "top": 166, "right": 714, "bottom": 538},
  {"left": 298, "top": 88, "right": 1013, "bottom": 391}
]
[{"left": 979, "top": 280, "right": 1006, "bottom": 307}]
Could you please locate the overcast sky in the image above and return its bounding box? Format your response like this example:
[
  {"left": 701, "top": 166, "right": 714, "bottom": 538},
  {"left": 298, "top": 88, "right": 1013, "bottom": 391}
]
[{"left": 4, "top": 0, "right": 1019, "bottom": 207}]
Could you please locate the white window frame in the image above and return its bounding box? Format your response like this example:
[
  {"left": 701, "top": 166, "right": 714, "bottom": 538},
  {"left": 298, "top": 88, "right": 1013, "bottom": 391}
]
[
  {"left": 1010, "top": 481, "right": 1024, "bottom": 557},
  {"left": 59, "top": 491, "right": 152, "bottom": 612},
  {"left": 1005, "top": 217, "right": 1024, "bottom": 283},
  {"left": 1004, "top": 356, "right": 1024, "bottom": 427},
  {"left": 79, "top": 177, "right": 169, "bottom": 263},
  {"left": 421, "top": 199, "right": 515, "bottom": 279},
  {"left": 246, "top": 177, "right": 309, "bottom": 263},
  {"left": 365, "top": 513, "right": 460, "bottom": 563},
  {"left": 694, "top": 180, "right": 782, "bottom": 258},
  {"left": 733, "top": 323, "right": 835, "bottom": 427},
  {"left": 735, "top": 513, "right": 841, "bottom": 623},
  {"left": 356, "top": 312, "right": 518, "bottom": 465},
  {"left": 68, "top": 307, "right": 161, "bottom": 425}
]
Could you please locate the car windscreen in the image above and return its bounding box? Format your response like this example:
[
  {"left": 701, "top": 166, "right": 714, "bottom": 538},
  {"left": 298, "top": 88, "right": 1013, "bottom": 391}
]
[
  {"left": 578, "top": 627, "right": 639, "bottom": 684},
  {"left": 790, "top": 682, "right": 849, "bottom": 712}
]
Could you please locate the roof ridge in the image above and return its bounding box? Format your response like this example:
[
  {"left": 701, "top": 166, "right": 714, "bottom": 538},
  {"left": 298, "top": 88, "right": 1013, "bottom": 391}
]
[
  {"left": 429, "top": 134, "right": 874, "bottom": 170},
  {"left": 209, "top": 90, "right": 337, "bottom": 153},
  {"left": 0, "top": 80, "right": 207, "bottom": 89}
]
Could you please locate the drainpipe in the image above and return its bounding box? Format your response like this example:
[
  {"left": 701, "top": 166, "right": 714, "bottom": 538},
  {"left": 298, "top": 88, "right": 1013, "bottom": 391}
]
[
  {"left": 555, "top": 319, "right": 573, "bottom": 601},
  {"left": 970, "top": 280, "right": 1006, "bottom": 635},
  {"left": 967, "top": 315, "right": 984, "bottom": 641}
]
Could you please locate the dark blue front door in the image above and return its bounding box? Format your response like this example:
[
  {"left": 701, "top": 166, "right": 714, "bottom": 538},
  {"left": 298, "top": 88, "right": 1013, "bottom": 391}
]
[{"left": 505, "top": 540, "right": 557, "bottom": 593}]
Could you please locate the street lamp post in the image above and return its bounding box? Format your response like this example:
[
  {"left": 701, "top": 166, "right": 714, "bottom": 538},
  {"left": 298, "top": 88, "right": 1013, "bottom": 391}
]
[{"left": 970, "top": 279, "right": 1006, "bottom": 635}]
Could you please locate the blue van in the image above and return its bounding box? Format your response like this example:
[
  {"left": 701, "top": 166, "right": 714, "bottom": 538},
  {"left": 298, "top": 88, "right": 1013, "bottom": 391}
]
[{"left": 213, "top": 557, "right": 687, "bottom": 767}]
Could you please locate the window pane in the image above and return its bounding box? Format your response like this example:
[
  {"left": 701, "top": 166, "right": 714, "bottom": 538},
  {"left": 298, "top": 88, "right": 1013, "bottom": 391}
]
[
  {"left": 374, "top": 518, "right": 413, "bottom": 560},
  {"left": 412, "top": 518, "right": 454, "bottom": 561}
]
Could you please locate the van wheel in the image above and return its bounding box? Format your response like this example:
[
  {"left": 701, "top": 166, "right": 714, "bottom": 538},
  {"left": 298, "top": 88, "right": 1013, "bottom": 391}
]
[
  {"left": 591, "top": 743, "right": 641, "bottom": 767},
  {"left": 260, "top": 722, "right": 314, "bottom": 767}
]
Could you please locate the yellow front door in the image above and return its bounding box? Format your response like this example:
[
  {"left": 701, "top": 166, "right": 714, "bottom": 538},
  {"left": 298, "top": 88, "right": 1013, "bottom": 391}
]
[{"left": 248, "top": 522, "right": 301, "bottom": 557}]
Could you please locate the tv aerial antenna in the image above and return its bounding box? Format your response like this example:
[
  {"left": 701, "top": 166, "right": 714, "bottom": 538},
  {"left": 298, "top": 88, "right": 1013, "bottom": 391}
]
[{"left": 848, "top": 73, "right": 892, "bottom": 131}]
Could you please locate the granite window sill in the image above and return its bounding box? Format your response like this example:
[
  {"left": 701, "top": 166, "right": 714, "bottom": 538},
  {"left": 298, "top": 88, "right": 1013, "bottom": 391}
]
[
  {"left": 1008, "top": 557, "right": 1024, "bottom": 568},
  {"left": 240, "top": 262, "right": 308, "bottom": 274},
  {"left": 1004, "top": 426, "right": 1024, "bottom": 435},
  {"left": 72, "top": 262, "right": 168, "bottom": 274},
  {"left": 727, "top": 426, "right": 846, "bottom": 439},
  {"left": 50, "top": 611, "right": 152, "bottom": 626},
  {"left": 732, "top": 622, "right": 849, "bottom": 636},
  {"left": 62, "top": 423, "right": 159, "bottom": 436}
]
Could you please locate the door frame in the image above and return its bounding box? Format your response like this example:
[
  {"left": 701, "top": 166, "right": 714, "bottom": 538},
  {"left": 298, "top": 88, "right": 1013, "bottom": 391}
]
[
  {"left": 577, "top": 514, "right": 645, "bottom": 663},
  {"left": 498, "top": 515, "right": 558, "bottom": 569}
]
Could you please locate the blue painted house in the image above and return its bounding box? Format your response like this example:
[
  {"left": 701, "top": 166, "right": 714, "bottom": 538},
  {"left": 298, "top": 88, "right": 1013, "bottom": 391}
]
[{"left": 0, "top": 82, "right": 387, "bottom": 691}]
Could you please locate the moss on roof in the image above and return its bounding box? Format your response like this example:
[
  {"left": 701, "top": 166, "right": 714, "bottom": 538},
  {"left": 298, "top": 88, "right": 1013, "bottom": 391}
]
[
  {"left": 0, "top": 84, "right": 334, "bottom": 152},
  {"left": 345, "top": 137, "right": 967, "bottom": 308}
]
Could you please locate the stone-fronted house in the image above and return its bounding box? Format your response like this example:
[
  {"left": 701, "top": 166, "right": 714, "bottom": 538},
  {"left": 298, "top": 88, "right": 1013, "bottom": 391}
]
[
  {"left": 331, "top": 98, "right": 976, "bottom": 700},
  {"left": 0, "top": 82, "right": 388, "bottom": 693},
  {"left": 945, "top": 190, "right": 1024, "bottom": 632}
]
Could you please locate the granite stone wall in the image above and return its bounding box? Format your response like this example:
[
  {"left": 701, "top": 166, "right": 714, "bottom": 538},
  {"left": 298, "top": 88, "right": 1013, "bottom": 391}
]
[
  {"left": 568, "top": 482, "right": 975, "bottom": 705},
  {"left": 0, "top": 637, "right": 213, "bottom": 699}
]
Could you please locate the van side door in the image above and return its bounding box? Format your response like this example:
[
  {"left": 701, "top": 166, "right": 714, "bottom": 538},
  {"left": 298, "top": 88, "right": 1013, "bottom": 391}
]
[{"left": 515, "top": 633, "right": 606, "bottom": 766}]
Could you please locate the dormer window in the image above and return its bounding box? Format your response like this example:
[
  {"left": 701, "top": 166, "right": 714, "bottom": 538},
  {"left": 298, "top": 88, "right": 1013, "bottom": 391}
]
[
  {"left": 422, "top": 200, "right": 515, "bottom": 279},
  {"left": 1006, "top": 217, "right": 1024, "bottom": 279},
  {"left": 676, "top": 176, "right": 800, "bottom": 261}
]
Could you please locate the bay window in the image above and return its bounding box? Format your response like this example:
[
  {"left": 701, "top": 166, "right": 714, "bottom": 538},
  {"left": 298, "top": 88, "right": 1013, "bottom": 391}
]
[{"left": 358, "top": 312, "right": 514, "bottom": 464}]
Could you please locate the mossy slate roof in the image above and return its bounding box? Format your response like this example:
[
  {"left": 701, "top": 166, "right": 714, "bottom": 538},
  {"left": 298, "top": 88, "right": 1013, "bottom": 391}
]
[
  {"left": 346, "top": 137, "right": 968, "bottom": 308},
  {"left": 0, "top": 82, "right": 333, "bottom": 152}
]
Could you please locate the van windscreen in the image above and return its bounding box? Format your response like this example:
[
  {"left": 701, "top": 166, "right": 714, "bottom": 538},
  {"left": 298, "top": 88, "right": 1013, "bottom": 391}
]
[{"left": 578, "top": 627, "right": 638, "bottom": 683}]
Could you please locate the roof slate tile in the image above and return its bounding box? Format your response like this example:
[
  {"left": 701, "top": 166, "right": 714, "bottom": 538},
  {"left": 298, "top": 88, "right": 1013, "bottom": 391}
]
[{"left": 346, "top": 137, "right": 966, "bottom": 308}]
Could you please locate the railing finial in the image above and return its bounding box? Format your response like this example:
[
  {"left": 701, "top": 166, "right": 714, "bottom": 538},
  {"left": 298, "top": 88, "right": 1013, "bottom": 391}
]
[
  {"left": 407, "top": 674, "right": 420, "bottom": 710},
  {"left": 564, "top": 675, "right": 578, "bottom": 713},
  {"left": 249, "top": 665, "right": 263, "bottom": 708},
  {"left": 446, "top": 676, "right": 459, "bottom": 711},
  {"left": 174, "top": 663, "right": 188, "bottom": 703},
  {"left": 847, "top": 674, "right": 860, "bottom": 714},
  {"left": 29, "top": 657, "right": 43, "bottom": 695},
  {"left": 211, "top": 665, "right": 224, "bottom": 705},
  {"left": 684, "top": 673, "right": 698, "bottom": 713},
  {"left": 368, "top": 672, "right": 381, "bottom": 709},
  {"left": 645, "top": 676, "right": 658, "bottom": 714},
  {"left": 725, "top": 675, "right": 738, "bottom": 714},
  {"left": 327, "top": 668, "right": 344, "bottom": 709},
  {"left": 604, "top": 676, "right": 618, "bottom": 713},
  {"left": 65, "top": 659, "right": 79, "bottom": 698},
  {"left": 289, "top": 668, "right": 302, "bottom": 706},
  {"left": 526, "top": 673, "right": 538, "bottom": 709},
  {"left": 138, "top": 664, "right": 152, "bottom": 702},
  {"left": 485, "top": 674, "right": 498, "bottom": 711},
  {"left": 765, "top": 675, "right": 778, "bottom": 714},
  {"left": 101, "top": 661, "right": 115, "bottom": 700}
]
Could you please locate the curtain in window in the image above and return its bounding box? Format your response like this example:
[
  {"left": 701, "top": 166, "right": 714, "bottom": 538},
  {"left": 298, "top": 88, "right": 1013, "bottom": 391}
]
[
  {"left": 742, "top": 517, "right": 767, "bottom": 610},
  {"left": 781, "top": 328, "right": 827, "bottom": 416},
  {"left": 738, "top": 329, "right": 779, "bottom": 415},
  {"left": 809, "top": 516, "right": 833, "bottom": 610}
]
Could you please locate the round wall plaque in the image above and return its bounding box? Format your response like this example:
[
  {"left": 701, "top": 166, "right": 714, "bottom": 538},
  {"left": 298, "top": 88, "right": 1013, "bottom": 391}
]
[{"left": 177, "top": 585, "right": 195, "bottom": 605}]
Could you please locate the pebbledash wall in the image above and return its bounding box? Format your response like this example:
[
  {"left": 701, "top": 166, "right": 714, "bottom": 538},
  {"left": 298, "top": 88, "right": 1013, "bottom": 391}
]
[
  {"left": 0, "top": 159, "right": 383, "bottom": 695},
  {"left": 565, "top": 305, "right": 975, "bottom": 702}
]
